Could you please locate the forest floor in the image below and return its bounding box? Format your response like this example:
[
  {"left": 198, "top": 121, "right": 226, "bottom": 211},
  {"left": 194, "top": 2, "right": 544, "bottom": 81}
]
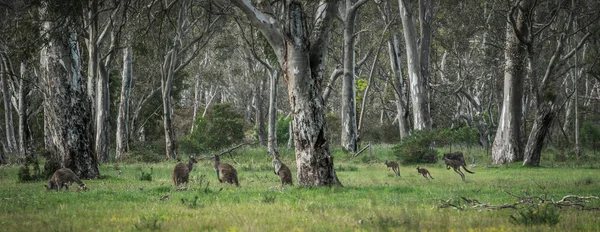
[{"left": 1, "top": 146, "right": 599, "bottom": 231}]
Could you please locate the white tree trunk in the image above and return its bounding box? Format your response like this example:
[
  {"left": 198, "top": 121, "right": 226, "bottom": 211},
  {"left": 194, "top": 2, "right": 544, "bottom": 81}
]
[
  {"left": 387, "top": 35, "right": 410, "bottom": 139},
  {"left": 398, "top": 0, "right": 430, "bottom": 130},
  {"left": 17, "top": 63, "right": 28, "bottom": 160},
  {"left": 0, "top": 54, "right": 17, "bottom": 154},
  {"left": 340, "top": 0, "right": 367, "bottom": 152},
  {"left": 116, "top": 46, "right": 133, "bottom": 160},
  {"left": 492, "top": 1, "right": 530, "bottom": 164},
  {"left": 267, "top": 69, "right": 279, "bottom": 155}
]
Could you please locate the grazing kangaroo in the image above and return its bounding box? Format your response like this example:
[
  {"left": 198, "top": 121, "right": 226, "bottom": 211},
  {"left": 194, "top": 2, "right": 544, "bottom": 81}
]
[
  {"left": 384, "top": 160, "right": 401, "bottom": 177},
  {"left": 416, "top": 167, "right": 434, "bottom": 180},
  {"left": 45, "top": 168, "right": 87, "bottom": 191},
  {"left": 172, "top": 156, "right": 197, "bottom": 186},
  {"left": 443, "top": 154, "right": 474, "bottom": 181},
  {"left": 272, "top": 154, "right": 293, "bottom": 186},
  {"left": 213, "top": 155, "right": 239, "bottom": 186}
]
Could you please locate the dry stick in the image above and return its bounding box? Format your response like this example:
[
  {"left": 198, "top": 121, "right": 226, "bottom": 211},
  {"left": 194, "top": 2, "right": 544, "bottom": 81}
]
[{"left": 352, "top": 143, "right": 371, "bottom": 158}]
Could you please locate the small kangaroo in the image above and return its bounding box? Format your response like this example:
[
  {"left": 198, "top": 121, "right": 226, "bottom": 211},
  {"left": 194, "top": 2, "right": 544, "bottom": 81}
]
[
  {"left": 213, "top": 155, "right": 239, "bottom": 186},
  {"left": 443, "top": 154, "right": 474, "bottom": 181},
  {"left": 172, "top": 156, "right": 197, "bottom": 186},
  {"left": 272, "top": 154, "right": 293, "bottom": 187},
  {"left": 416, "top": 167, "right": 434, "bottom": 180},
  {"left": 45, "top": 168, "right": 87, "bottom": 191},
  {"left": 384, "top": 160, "right": 401, "bottom": 177}
]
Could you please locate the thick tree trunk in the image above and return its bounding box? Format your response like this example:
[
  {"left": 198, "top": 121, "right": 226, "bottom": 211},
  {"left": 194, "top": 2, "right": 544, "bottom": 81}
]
[
  {"left": 116, "top": 46, "right": 133, "bottom": 160},
  {"left": 231, "top": 0, "right": 341, "bottom": 187},
  {"left": 267, "top": 69, "right": 279, "bottom": 155},
  {"left": 40, "top": 5, "right": 99, "bottom": 179},
  {"left": 398, "top": 0, "right": 430, "bottom": 130},
  {"left": 491, "top": 3, "right": 529, "bottom": 164},
  {"left": 285, "top": 2, "right": 341, "bottom": 187}
]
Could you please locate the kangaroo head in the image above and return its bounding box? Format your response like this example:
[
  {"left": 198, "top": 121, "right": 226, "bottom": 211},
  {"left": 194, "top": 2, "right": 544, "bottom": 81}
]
[{"left": 78, "top": 183, "right": 87, "bottom": 191}]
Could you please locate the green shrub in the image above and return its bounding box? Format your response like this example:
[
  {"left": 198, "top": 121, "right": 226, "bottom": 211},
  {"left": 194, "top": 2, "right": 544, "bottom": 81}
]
[
  {"left": 139, "top": 168, "right": 153, "bottom": 181},
  {"left": 276, "top": 115, "right": 292, "bottom": 145},
  {"left": 392, "top": 130, "right": 438, "bottom": 164},
  {"left": 186, "top": 103, "right": 244, "bottom": 152}
]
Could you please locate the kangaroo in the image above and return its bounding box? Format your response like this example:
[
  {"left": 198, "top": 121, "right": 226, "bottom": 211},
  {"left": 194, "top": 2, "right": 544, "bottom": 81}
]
[
  {"left": 45, "top": 168, "right": 87, "bottom": 191},
  {"left": 416, "top": 167, "right": 434, "bottom": 180},
  {"left": 443, "top": 154, "right": 474, "bottom": 181},
  {"left": 384, "top": 160, "right": 401, "bottom": 177},
  {"left": 443, "top": 152, "right": 467, "bottom": 169},
  {"left": 272, "top": 154, "right": 293, "bottom": 186},
  {"left": 213, "top": 155, "right": 239, "bottom": 186},
  {"left": 172, "top": 156, "right": 197, "bottom": 186}
]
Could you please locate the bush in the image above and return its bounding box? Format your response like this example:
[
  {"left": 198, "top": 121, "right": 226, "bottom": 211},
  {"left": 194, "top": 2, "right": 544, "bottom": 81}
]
[
  {"left": 276, "top": 116, "right": 292, "bottom": 145},
  {"left": 392, "top": 130, "right": 438, "bottom": 164},
  {"left": 186, "top": 103, "right": 244, "bottom": 152}
]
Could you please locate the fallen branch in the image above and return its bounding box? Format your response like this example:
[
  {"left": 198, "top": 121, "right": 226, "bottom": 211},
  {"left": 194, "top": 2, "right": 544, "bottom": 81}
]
[{"left": 352, "top": 143, "right": 371, "bottom": 158}]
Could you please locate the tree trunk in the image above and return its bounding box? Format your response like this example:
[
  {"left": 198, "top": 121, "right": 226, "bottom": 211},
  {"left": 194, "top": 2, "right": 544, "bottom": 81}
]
[
  {"left": 231, "top": 0, "right": 342, "bottom": 187},
  {"left": 398, "top": 0, "right": 430, "bottom": 130},
  {"left": 116, "top": 46, "right": 133, "bottom": 160},
  {"left": 388, "top": 35, "right": 410, "bottom": 139},
  {"left": 523, "top": 103, "right": 556, "bottom": 166},
  {"left": 267, "top": 69, "right": 279, "bottom": 155},
  {"left": 17, "top": 63, "right": 28, "bottom": 160},
  {"left": 40, "top": 4, "right": 99, "bottom": 179},
  {"left": 491, "top": 1, "right": 530, "bottom": 165},
  {"left": 419, "top": 0, "right": 434, "bottom": 120},
  {"left": 191, "top": 74, "right": 201, "bottom": 132},
  {"left": 340, "top": 0, "right": 367, "bottom": 153},
  {"left": 0, "top": 54, "right": 17, "bottom": 154},
  {"left": 255, "top": 78, "right": 267, "bottom": 146}
]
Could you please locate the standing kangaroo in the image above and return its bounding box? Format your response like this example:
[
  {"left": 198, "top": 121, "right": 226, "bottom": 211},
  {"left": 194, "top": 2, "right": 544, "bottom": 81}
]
[
  {"left": 384, "top": 160, "right": 401, "bottom": 176},
  {"left": 45, "top": 168, "right": 87, "bottom": 191},
  {"left": 443, "top": 153, "right": 474, "bottom": 181},
  {"left": 173, "top": 156, "right": 197, "bottom": 186},
  {"left": 272, "top": 154, "right": 293, "bottom": 186},
  {"left": 213, "top": 155, "right": 239, "bottom": 186},
  {"left": 416, "top": 167, "right": 434, "bottom": 180}
]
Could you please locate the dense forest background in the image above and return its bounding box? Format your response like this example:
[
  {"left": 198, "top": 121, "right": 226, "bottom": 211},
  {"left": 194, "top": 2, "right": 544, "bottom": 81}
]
[{"left": 1, "top": 0, "right": 599, "bottom": 185}]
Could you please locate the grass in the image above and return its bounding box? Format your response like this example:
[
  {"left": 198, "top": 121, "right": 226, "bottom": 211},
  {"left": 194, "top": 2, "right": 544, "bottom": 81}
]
[{"left": 1, "top": 146, "right": 599, "bottom": 231}]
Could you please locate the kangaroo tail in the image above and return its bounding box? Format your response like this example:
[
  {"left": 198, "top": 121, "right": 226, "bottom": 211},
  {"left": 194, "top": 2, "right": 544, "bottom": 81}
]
[{"left": 463, "top": 166, "right": 475, "bottom": 174}]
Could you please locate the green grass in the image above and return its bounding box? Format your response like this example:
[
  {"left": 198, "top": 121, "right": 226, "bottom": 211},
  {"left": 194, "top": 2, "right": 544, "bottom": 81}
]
[{"left": 1, "top": 146, "right": 599, "bottom": 231}]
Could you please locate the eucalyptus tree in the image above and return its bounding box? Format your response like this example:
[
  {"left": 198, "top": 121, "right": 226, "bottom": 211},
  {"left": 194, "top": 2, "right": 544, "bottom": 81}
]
[
  {"left": 39, "top": 0, "right": 99, "bottom": 178},
  {"left": 397, "top": 0, "right": 433, "bottom": 131},
  {"left": 491, "top": 0, "right": 531, "bottom": 165},
  {"left": 155, "top": 0, "right": 222, "bottom": 159},
  {"left": 229, "top": 0, "right": 342, "bottom": 187},
  {"left": 339, "top": 0, "right": 369, "bottom": 152},
  {"left": 522, "top": 1, "right": 596, "bottom": 166}
]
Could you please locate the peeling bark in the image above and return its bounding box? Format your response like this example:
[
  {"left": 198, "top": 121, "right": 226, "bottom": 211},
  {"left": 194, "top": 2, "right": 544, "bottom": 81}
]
[{"left": 40, "top": 3, "right": 99, "bottom": 179}]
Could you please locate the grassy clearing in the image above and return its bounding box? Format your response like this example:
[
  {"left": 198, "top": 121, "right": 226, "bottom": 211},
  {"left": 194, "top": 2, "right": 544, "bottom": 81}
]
[{"left": 1, "top": 146, "right": 599, "bottom": 231}]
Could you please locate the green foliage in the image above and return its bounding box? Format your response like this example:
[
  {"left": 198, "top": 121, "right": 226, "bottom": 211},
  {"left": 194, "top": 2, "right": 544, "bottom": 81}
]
[
  {"left": 17, "top": 156, "right": 43, "bottom": 183},
  {"left": 581, "top": 121, "right": 600, "bottom": 150},
  {"left": 438, "top": 127, "right": 479, "bottom": 148},
  {"left": 127, "top": 142, "right": 164, "bottom": 163},
  {"left": 510, "top": 203, "right": 560, "bottom": 226},
  {"left": 392, "top": 130, "right": 439, "bottom": 164},
  {"left": 276, "top": 116, "right": 292, "bottom": 145},
  {"left": 259, "top": 192, "right": 276, "bottom": 204},
  {"left": 138, "top": 168, "right": 153, "bottom": 182},
  {"left": 186, "top": 103, "right": 244, "bottom": 152},
  {"left": 336, "top": 164, "right": 359, "bottom": 172}
]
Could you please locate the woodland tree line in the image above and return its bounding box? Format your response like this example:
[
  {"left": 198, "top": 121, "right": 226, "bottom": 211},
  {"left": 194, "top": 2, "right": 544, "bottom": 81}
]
[{"left": 0, "top": 0, "right": 599, "bottom": 187}]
